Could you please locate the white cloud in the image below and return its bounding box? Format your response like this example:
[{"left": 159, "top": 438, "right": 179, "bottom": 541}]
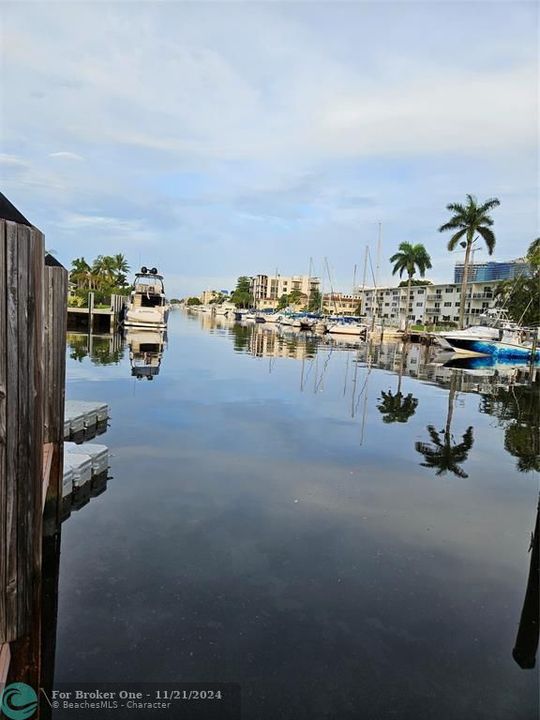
[{"left": 49, "top": 151, "right": 84, "bottom": 161}]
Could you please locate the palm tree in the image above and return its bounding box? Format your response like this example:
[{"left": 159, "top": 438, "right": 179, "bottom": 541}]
[
  {"left": 439, "top": 194, "right": 500, "bottom": 329},
  {"left": 415, "top": 374, "right": 474, "bottom": 478},
  {"left": 70, "top": 257, "right": 92, "bottom": 290},
  {"left": 113, "top": 253, "right": 130, "bottom": 287},
  {"left": 390, "top": 243, "right": 432, "bottom": 329}
]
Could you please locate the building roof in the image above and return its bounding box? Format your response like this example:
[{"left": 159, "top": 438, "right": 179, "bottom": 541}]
[{"left": 0, "top": 192, "right": 32, "bottom": 226}]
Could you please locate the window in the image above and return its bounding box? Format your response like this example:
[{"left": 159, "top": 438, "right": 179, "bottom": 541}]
[
  {"left": 455, "top": 302, "right": 460, "bottom": 307},
  {"left": 444, "top": 302, "right": 452, "bottom": 307},
  {"left": 453, "top": 316, "right": 459, "bottom": 321},
  {"left": 417, "top": 289, "right": 425, "bottom": 295},
  {"left": 445, "top": 287, "right": 453, "bottom": 293},
  {"left": 416, "top": 302, "right": 423, "bottom": 307}
]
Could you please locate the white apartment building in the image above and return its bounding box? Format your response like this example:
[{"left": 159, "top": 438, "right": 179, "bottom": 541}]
[
  {"left": 360, "top": 280, "right": 501, "bottom": 327},
  {"left": 250, "top": 274, "right": 321, "bottom": 309}
]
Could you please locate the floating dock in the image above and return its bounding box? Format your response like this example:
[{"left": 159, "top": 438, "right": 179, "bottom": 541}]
[
  {"left": 62, "top": 400, "right": 112, "bottom": 519},
  {"left": 64, "top": 399, "right": 109, "bottom": 440}
]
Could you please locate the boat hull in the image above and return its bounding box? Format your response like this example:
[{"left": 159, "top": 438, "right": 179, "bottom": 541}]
[{"left": 446, "top": 337, "right": 540, "bottom": 360}]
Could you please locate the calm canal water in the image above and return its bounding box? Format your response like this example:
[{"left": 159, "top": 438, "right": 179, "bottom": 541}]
[{"left": 56, "top": 310, "right": 538, "bottom": 719}]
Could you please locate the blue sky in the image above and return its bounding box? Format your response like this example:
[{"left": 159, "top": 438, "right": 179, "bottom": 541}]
[{"left": 2, "top": 1, "right": 538, "bottom": 297}]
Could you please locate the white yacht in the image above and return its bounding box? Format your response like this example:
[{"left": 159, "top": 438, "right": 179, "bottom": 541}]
[{"left": 124, "top": 267, "right": 169, "bottom": 329}]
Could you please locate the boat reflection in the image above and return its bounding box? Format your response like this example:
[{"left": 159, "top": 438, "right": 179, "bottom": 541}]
[{"left": 125, "top": 328, "right": 167, "bottom": 380}]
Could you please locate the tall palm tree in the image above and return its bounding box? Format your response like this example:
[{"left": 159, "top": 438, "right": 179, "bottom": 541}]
[
  {"left": 390, "top": 243, "right": 432, "bottom": 329},
  {"left": 439, "top": 194, "right": 500, "bottom": 329},
  {"left": 415, "top": 374, "right": 474, "bottom": 478}
]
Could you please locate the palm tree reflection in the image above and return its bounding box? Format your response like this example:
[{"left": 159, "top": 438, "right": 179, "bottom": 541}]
[
  {"left": 378, "top": 390, "right": 418, "bottom": 424},
  {"left": 377, "top": 344, "right": 419, "bottom": 424},
  {"left": 415, "top": 374, "right": 475, "bottom": 478}
]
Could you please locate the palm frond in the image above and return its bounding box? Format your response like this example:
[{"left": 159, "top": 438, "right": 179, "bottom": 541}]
[
  {"left": 439, "top": 219, "right": 464, "bottom": 232},
  {"left": 479, "top": 197, "right": 500, "bottom": 213},
  {"left": 446, "top": 228, "right": 467, "bottom": 251},
  {"left": 476, "top": 226, "right": 496, "bottom": 255}
]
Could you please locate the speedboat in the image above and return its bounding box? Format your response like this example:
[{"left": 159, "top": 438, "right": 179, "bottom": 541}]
[
  {"left": 326, "top": 316, "right": 367, "bottom": 337},
  {"left": 124, "top": 267, "right": 169, "bottom": 329},
  {"left": 443, "top": 327, "right": 540, "bottom": 360},
  {"left": 433, "top": 325, "right": 502, "bottom": 351}
]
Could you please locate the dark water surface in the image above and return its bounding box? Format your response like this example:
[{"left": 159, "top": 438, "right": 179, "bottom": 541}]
[{"left": 56, "top": 310, "right": 539, "bottom": 720}]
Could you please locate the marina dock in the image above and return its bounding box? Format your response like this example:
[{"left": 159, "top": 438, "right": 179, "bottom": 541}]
[{"left": 67, "top": 292, "right": 126, "bottom": 332}]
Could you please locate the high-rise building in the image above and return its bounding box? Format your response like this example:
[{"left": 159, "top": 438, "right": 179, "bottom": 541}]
[{"left": 454, "top": 259, "right": 531, "bottom": 283}]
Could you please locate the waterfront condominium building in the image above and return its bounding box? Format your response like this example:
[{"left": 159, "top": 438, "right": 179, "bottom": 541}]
[
  {"left": 360, "top": 280, "right": 503, "bottom": 327},
  {"left": 322, "top": 293, "right": 363, "bottom": 315},
  {"left": 454, "top": 258, "right": 531, "bottom": 283},
  {"left": 250, "top": 274, "right": 321, "bottom": 309}
]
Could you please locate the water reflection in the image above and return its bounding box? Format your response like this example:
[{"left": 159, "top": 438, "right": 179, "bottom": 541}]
[
  {"left": 51, "top": 311, "right": 539, "bottom": 718},
  {"left": 67, "top": 331, "right": 125, "bottom": 365},
  {"left": 190, "top": 313, "right": 539, "bottom": 474},
  {"left": 125, "top": 328, "right": 167, "bottom": 380},
  {"left": 377, "top": 345, "right": 419, "bottom": 423},
  {"left": 513, "top": 498, "right": 539, "bottom": 669},
  {"left": 66, "top": 330, "right": 168, "bottom": 381},
  {"left": 479, "top": 384, "right": 540, "bottom": 473}
]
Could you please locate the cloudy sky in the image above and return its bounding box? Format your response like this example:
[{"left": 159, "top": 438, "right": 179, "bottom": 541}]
[{"left": 2, "top": 1, "right": 537, "bottom": 297}]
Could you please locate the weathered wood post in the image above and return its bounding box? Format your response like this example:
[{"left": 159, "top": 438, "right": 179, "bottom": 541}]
[
  {"left": 43, "top": 254, "right": 68, "bottom": 535},
  {"left": 0, "top": 195, "right": 45, "bottom": 688}
]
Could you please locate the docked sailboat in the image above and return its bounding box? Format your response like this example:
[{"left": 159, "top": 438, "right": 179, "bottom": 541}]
[{"left": 124, "top": 267, "right": 169, "bottom": 329}]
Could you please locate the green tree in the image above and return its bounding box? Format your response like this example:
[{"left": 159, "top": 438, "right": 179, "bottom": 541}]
[
  {"left": 231, "top": 276, "right": 253, "bottom": 308},
  {"left": 494, "top": 239, "right": 540, "bottom": 326},
  {"left": 287, "top": 289, "right": 306, "bottom": 307},
  {"left": 70, "top": 257, "right": 92, "bottom": 290},
  {"left": 390, "top": 242, "right": 432, "bottom": 328},
  {"left": 439, "top": 194, "right": 500, "bottom": 329},
  {"left": 277, "top": 294, "right": 289, "bottom": 310},
  {"left": 307, "top": 289, "right": 322, "bottom": 312},
  {"left": 186, "top": 297, "right": 202, "bottom": 306},
  {"left": 398, "top": 279, "right": 432, "bottom": 288}
]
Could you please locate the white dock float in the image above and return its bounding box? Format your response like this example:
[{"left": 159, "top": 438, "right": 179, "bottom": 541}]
[
  {"left": 65, "top": 442, "right": 109, "bottom": 476},
  {"left": 64, "top": 400, "right": 109, "bottom": 438},
  {"left": 62, "top": 465, "right": 75, "bottom": 498},
  {"left": 63, "top": 453, "right": 92, "bottom": 488}
]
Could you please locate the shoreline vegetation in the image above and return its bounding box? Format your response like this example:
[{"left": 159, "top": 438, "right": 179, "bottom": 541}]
[{"left": 68, "top": 254, "right": 131, "bottom": 308}]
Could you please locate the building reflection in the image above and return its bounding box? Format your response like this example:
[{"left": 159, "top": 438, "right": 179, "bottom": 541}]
[
  {"left": 220, "top": 323, "right": 539, "bottom": 473},
  {"left": 125, "top": 328, "right": 167, "bottom": 381}
]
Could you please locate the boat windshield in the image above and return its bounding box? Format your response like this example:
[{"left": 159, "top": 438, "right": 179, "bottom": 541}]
[{"left": 134, "top": 275, "right": 164, "bottom": 294}]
